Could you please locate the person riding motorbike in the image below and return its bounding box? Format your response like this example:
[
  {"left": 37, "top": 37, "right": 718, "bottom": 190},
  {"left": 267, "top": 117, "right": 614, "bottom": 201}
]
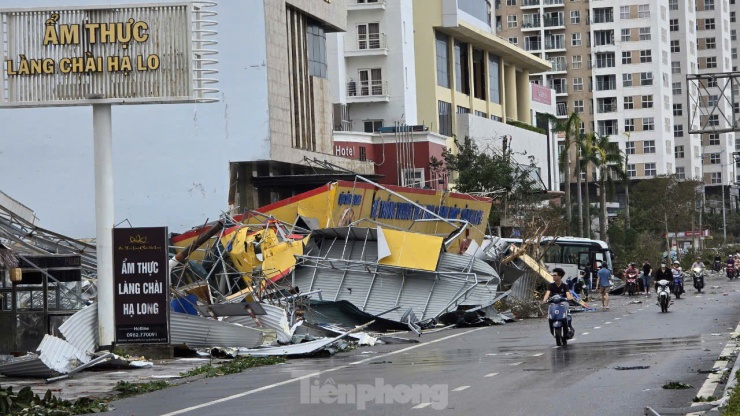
[
  {"left": 542, "top": 268, "right": 575, "bottom": 332},
  {"left": 671, "top": 260, "right": 685, "bottom": 294},
  {"left": 691, "top": 257, "right": 705, "bottom": 270},
  {"left": 624, "top": 263, "right": 640, "bottom": 278},
  {"left": 714, "top": 254, "right": 723, "bottom": 272}
]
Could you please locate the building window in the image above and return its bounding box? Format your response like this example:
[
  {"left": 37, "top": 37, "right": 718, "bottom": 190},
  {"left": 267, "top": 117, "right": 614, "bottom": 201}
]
[
  {"left": 571, "top": 10, "right": 580, "bottom": 24},
  {"left": 456, "top": 105, "right": 470, "bottom": 114},
  {"left": 676, "top": 167, "right": 685, "bottom": 179},
  {"left": 641, "top": 95, "right": 653, "bottom": 108},
  {"left": 438, "top": 100, "right": 452, "bottom": 136},
  {"left": 572, "top": 55, "right": 582, "bottom": 69},
  {"left": 643, "top": 118, "right": 655, "bottom": 131},
  {"left": 670, "top": 40, "right": 680, "bottom": 53},
  {"left": 624, "top": 96, "right": 634, "bottom": 109},
  {"left": 363, "top": 120, "right": 383, "bottom": 132},
  {"left": 472, "top": 49, "right": 486, "bottom": 100},
  {"left": 454, "top": 41, "right": 470, "bottom": 94},
  {"left": 621, "top": 28, "right": 631, "bottom": 42},
  {"left": 645, "top": 163, "right": 656, "bottom": 177},
  {"left": 670, "top": 19, "right": 679, "bottom": 31},
  {"left": 507, "top": 15, "right": 518, "bottom": 28},
  {"left": 708, "top": 115, "right": 719, "bottom": 126},
  {"left": 671, "top": 61, "right": 681, "bottom": 74},
  {"left": 705, "top": 0, "right": 715, "bottom": 10},
  {"left": 705, "top": 18, "right": 715, "bottom": 30},
  {"left": 573, "top": 77, "right": 583, "bottom": 91},
  {"left": 620, "top": 6, "right": 630, "bottom": 20},
  {"left": 643, "top": 140, "right": 656, "bottom": 153},
  {"left": 574, "top": 99, "right": 584, "bottom": 113},
  {"left": 598, "top": 120, "right": 619, "bottom": 136},
  {"left": 507, "top": 0, "right": 516, "bottom": 4},
  {"left": 475, "top": 110, "right": 486, "bottom": 118},
  {"left": 627, "top": 164, "right": 636, "bottom": 178},
  {"left": 705, "top": 37, "right": 716, "bottom": 49},
  {"left": 594, "top": 30, "right": 615, "bottom": 46},
  {"left": 672, "top": 82, "right": 682, "bottom": 95},
  {"left": 709, "top": 133, "right": 720, "bottom": 145},
  {"left": 572, "top": 33, "right": 582, "bottom": 46},
  {"left": 307, "top": 21, "right": 327, "bottom": 78},
  {"left": 711, "top": 172, "right": 722, "bottom": 184},
  {"left": 710, "top": 153, "right": 721, "bottom": 164},
  {"left": 675, "top": 145, "right": 685, "bottom": 158},
  {"left": 638, "top": 4, "right": 650, "bottom": 18},
  {"left": 732, "top": 11, "right": 737, "bottom": 23},
  {"left": 669, "top": 0, "right": 678, "bottom": 10},
  {"left": 674, "top": 124, "right": 684, "bottom": 137},
  {"left": 508, "top": 37, "right": 518, "bottom": 46},
  {"left": 640, "top": 50, "right": 652, "bottom": 63},
  {"left": 639, "top": 27, "right": 651, "bottom": 41},
  {"left": 622, "top": 73, "right": 632, "bottom": 87},
  {"left": 708, "top": 78, "right": 718, "bottom": 88},
  {"left": 706, "top": 57, "right": 717, "bottom": 69},
  {"left": 435, "top": 31, "right": 450, "bottom": 88},
  {"left": 596, "top": 52, "right": 615, "bottom": 68},
  {"left": 673, "top": 104, "right": 682, "bottom": 116},
  {"left": 488, "top": 54, "right": 501, "bottom": 104},
  {"left": 402, "top": 168, "right": 425, "bottom": 187},
  {"left": 640, "top": 72, "right": 653, "bottom": 86},
  {"left": 359, "top": 146, "right": 367, "bottom": 161},
  {"left": 622, "top": 51, "right": 632, "bottom": 64},
  {"left": 357, "top": 68, "right": 383, "bottom": 96},
  {"left": 625, "top": 119, "right": 635, "bottom": 132}
]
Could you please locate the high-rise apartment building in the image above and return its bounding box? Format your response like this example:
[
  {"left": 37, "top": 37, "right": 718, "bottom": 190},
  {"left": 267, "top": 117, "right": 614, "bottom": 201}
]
[{"left": 497, "top": 0, "right": 738, "bottom": 190}]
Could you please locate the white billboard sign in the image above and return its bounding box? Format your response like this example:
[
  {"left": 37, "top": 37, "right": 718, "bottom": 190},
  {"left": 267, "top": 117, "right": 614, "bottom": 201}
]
[{"left": 0, "top": 2, "right": 218, "bottom": 107}]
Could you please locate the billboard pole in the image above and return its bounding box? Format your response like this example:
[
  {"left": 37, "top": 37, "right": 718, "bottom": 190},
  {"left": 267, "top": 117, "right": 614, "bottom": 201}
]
[{"left": 93, "top": 103, "right": 115, "bottom": 350}]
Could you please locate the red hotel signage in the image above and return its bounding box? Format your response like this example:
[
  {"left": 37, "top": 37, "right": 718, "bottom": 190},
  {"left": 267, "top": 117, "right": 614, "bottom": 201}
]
[{"left": 531, "top": 83, "right": 552, "bottom": 105}]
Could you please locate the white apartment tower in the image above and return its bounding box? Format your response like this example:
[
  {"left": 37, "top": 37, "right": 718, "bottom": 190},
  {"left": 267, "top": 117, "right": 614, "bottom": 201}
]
[{"left": 327, "top": 0, "right": 418, "bottom": 132}]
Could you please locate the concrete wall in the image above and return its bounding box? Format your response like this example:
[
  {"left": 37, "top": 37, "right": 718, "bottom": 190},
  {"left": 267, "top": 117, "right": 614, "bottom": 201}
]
[
  {"left": 0, "top": 0, "right": 273, "bottom": 237},
  {"left": 456, "top": 114, "right": 552, "bottom": 189}
]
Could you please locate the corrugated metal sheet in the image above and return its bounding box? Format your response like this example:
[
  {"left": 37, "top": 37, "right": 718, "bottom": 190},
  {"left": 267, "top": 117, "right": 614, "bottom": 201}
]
[
  {"left": 437, "top": 253, "right": 499, "bottom": 280},
  {"left": 222, "top": 303, "right": 292, "bottom": 344},
  {"left": 37, "top": 334, "right": 90, "bottom": 374},
  {"left": 170, "top": 312, "right": 274, "bottom": 348},
  {"left": 59, "top": 303, "right": 98, "bottom": 354},
  {"left": 0, "top": 355, "right": 57, "bottom": 378},
  {"left": 363, "top": 272, "right": 404, "bottom": 316},
  {"left": 459, "top": 283, "right": 499, "bottom": 306},
  {"left": 510, "top": 272, "right": 539, "bottom": 302}
]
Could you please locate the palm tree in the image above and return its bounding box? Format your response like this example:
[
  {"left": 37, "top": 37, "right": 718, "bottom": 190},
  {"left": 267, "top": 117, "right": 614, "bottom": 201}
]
[
  {"left": 580, "top": 133, "right": 599, "bottom": 238},
  {"left": 591, "top": 134, "right": 625, "bottom": 240},
  {"left": 548, "top": 112, "right": 582, "bottom": 236}
]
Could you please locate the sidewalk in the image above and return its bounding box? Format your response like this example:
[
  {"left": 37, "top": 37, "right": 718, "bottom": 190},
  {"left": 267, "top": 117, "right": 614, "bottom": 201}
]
[{"left": 0, "top": 357, "right": 226, "bottom": 401}]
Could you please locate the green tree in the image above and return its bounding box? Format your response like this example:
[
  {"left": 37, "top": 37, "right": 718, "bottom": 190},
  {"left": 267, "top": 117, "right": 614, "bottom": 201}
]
[
  {"left": 548, "top": 112, "right": 582, "bottom": 236},
  {"left": 590, "top": 133, "right": 624, "bottom": 240}
]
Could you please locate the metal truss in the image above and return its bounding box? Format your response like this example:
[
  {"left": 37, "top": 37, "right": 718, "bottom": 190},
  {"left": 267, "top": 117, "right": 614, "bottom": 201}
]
[{"left": 687, "top": 72, "right": 740, "bottom": 135}]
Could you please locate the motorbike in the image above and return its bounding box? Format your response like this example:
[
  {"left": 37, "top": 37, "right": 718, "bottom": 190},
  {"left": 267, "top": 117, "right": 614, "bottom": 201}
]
[
  {"left": 547, "top": 295, "right": 574, "bottom": 347},
  {"left": 728, "top": 263, "right": 736, "bottom": 280},
  {"left": 713, "top": 260, "right": 723, "bottom": 273},
  {"left": 672, "top": 270, "right": 684, "bottom": 299},
  {"left": 691, "top": 267, "right": 705, "bottom": 293},
  {"left": 656, "top": 279, "right": 672, "bottom": 313},
  {"left": 626, "top": 272, "right": 639, "bottom": 296}
]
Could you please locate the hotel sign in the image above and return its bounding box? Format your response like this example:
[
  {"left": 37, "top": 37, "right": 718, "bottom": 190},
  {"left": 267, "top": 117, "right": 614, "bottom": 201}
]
[
  {"left": 531, "top": 82, "right": 552, "bottom": 105},
  {"left": 0, "top": 3, "right": 218, "bottom": 107}
]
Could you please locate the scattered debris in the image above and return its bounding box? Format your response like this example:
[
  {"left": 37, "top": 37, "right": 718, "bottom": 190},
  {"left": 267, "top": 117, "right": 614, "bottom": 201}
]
[
  {"left": 629, "top": 300, "right": 643, "bottom": 304},
  {"left": 662, "top": 381, "right": 693, "bottom": 389},
  {"left": 614, "top": 365, "right": 651, "bottom": 370}
]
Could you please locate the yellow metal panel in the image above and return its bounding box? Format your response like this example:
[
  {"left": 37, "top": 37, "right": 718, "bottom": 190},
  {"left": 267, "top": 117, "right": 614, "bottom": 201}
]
[{"left": 377, "top": 228, "right": 443, "bottom": 272}]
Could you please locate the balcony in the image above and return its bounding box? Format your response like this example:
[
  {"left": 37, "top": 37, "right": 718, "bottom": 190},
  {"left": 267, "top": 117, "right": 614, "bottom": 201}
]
[
  {"left": 556, "top": 102, "right": 568, "bottom": 117},
  {"left": 521, "top": 0, "right": 541, "bottom": 9},
  {"left": 347, "top": 80, "right": 390, "bottom": 103},
  {"left": 524, "top": 40, "right": 542, "bottom": 51},
  {"left": 552, "top": 84, "right": 568, "bottom": 95},
  {"left": 549, "top": 61, "right": 567, "bottom": 73},
  {"left": 348, "top": 0, "right": 386, "bottom": 11},
  {"left": 543, "top": 0, "right": 564, "bottom": 6},
  {"left": 543, "top": 16, "right": 565, "bottom": 29},
  {"left": 597, "top": 103, "right": 617, "bottom": 113},
  {"left": 545, "top": 38, "right": 566, "bottom": 51},
  {"left": 522, "top": 20, "right": 541, "bottom": 31},
  {"left": 344, "top": 33, "right": 388, "bottom": 57}
]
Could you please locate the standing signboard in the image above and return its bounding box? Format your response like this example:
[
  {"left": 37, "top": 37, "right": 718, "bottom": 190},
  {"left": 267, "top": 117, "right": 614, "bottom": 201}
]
[{"left": 113, "top": 227, "right": 170, "bottom": 344}]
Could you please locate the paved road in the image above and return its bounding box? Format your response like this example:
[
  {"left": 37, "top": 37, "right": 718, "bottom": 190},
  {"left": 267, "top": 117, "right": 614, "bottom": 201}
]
[{"left": 106, "top": 273, "right": 740, "bottom": 416}]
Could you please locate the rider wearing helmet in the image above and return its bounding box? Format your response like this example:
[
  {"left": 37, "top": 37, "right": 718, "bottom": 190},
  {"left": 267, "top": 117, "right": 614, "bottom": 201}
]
[{"left": 671, "top": 260, "right": 685, "bottom": 294}]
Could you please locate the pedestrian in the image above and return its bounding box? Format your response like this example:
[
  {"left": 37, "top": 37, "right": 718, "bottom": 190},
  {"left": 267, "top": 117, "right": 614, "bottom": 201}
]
[
  {"left": 642, "top": 258, "right": 652, "bottom": 295},
  {"left": 596, "top": 264, "right": 612, "bottom": 310}
]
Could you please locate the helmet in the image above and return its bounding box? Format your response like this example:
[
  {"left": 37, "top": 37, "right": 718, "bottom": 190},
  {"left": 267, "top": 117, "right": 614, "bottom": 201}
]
[{"left": 673, "top": 260, "right": 680, "bottom": 265}]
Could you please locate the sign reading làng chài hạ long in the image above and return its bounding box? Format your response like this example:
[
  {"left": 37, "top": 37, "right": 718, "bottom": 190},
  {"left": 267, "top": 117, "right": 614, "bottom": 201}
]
[{"left": 0, "top": 2, "right": 218, "bottom": 107}]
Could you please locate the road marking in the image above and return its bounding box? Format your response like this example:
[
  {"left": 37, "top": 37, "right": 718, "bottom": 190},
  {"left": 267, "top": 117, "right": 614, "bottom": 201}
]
[
  {"left": 581, "top": 332, "right": 590, "bottom": 335},
  {"left": 412, "top": 403, "right": 432, "bottom": 409},
  {"left": 692, "top": 322, "right": 740, "bottom": 408},
  {"left": 623, "top": 314, "right": 629, "bottom": 317},
  {"left": 594, "top": 326, "right": 601, "bottom": 329},
  {"left": 531, "top": 353, "right": 544, "bottom": 357},
  {"left": 510, "top": 361, "right": 524, "bottom": 366},
  {"left": 605, "top": 322, "right": 612, "bottom": 325},
  {"left": 484, "top": 372, "right": 499, "bottom": 378},
  {"left": 158, "top": 327, "right": 489, "bottom": 416},
  {"left": 615, "top": 318, "right": 621, "bottom": 320},
  {"left": 452, "top": 386, "right": 470, "bottom": 392}
]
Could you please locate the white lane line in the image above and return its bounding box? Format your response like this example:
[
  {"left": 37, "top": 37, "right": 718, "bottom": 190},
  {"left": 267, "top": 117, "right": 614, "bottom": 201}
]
[
  {"left": 623, "top": 314, "right": 629, "bottom": 317},
  {"left": 510, "top": 361, "right": 524, "bottom": 366},
  {"left": 484, "top": 372, "right": 499, "bottom": 378},
  {"left": 158, "top": 327, "right": 489, "bottom": 416},
  {"left": 594, "top": 326, "right": 602, "bottom": 329},
  {"left": 581, "top": 332, "right": 590, "bottom": 335},
  {"left": 692, "top": 322, "right": 740, "bottom": 406},
  {"left": 412, "top": 403, "right": 432, "bottom": 409},
  {"left": 531, "top": 353, "right": 544, "bottom": 357},
  {"left": 452, "top": 386, "right": 470, "bottom": 392},
  {"left": 605, "top": 322, "right": 612, "bottom": 325},
  {"left": 615, "top": 318, "right": 621, "bottom": 320}
]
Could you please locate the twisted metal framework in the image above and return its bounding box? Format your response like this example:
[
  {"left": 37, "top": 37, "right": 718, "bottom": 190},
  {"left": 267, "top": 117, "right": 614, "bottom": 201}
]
[{"left": 687, "top": 72, "right": 740, "bottom": 135}]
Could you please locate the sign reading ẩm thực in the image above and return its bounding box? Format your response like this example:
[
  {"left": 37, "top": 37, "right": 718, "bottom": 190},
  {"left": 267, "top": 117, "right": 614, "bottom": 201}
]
[
  {"left": 0, "top": 3, "right": 218, "bottom": 107},
  {"left": 113, "top": 227, "right": 170, "bottom": 344}
]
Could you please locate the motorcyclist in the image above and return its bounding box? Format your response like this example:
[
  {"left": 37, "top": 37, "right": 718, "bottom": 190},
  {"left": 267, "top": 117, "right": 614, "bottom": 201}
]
[
  {"left": 624, "top": 262, "right": 640, "bottom": 278},
  {"left": 543, "top": 268, "right": 575, "bottom": 334},
  {"left": 671, "top": 260, "right": 685, "bottom": 294},
  {"left": 691, "top": 257, "right": 705, "bottom": 270},
  {"left": 654, "top": 262, "right": 672, "bottom": 291},
  {"left": 714, "top": 254, "right": 723, "bottom": 271}
]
